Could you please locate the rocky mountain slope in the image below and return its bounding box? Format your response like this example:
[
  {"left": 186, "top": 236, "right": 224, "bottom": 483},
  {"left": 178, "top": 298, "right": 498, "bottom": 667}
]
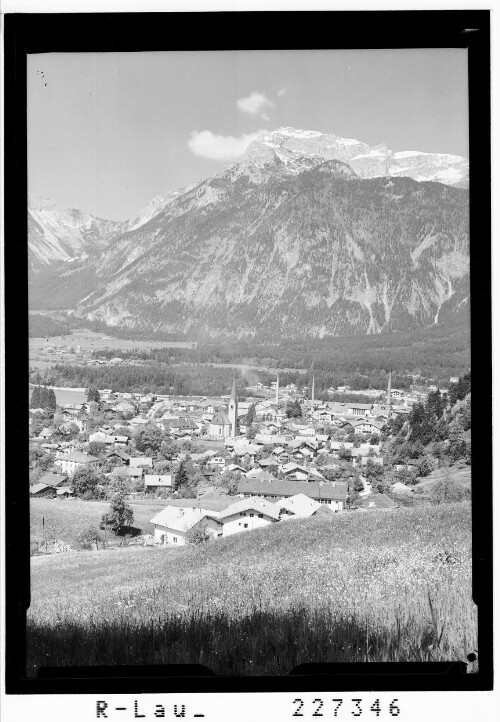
[{"left": 29, "top": 148, "right": 469, "bottom": 339}]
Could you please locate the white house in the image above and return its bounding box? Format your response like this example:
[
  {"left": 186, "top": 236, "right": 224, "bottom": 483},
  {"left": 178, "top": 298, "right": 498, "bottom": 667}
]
[
  {"left": 150, "top": 506, "right": 220, "bottom": 546},
  {"left": 214, "top": 498, "right": 280, "bottom": 536},
  {"left": 274, "top": 493, "right": 322, "bottom": 520},
  {"left": 54, "top": 451, "right": 98, "bottom": 476},
  {"left": 144, "top": 474, "right": 172, "bottom": 490},
  {"left": 130, "top": 457, "right": 153, "bottom": 468}
]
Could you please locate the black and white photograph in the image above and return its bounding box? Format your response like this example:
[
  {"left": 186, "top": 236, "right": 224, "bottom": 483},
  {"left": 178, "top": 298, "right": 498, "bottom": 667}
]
[{"left": 2, "top": 8, "right": 493, "bottom": 705}]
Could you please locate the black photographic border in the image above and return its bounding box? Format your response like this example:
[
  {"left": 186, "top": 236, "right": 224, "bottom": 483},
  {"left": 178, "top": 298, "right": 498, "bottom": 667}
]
[{"left": 3, "top": 8, "right": 492, "bottom": 695}]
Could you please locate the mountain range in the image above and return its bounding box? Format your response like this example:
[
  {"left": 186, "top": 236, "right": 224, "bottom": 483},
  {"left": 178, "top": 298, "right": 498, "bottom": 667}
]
[{"left": 28, "top": 127, "right": 470, "bottom": 340}]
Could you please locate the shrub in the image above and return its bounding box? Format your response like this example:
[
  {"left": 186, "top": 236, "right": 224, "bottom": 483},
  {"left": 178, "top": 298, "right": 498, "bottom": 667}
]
[{"left": 76, "top": 525, "right": 107, "bottom": 551}]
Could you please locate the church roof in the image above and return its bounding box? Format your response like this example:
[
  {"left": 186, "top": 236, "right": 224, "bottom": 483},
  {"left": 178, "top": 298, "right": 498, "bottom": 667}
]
[{"left": 210, "top": 409, "right": 231, "bottom": 426}]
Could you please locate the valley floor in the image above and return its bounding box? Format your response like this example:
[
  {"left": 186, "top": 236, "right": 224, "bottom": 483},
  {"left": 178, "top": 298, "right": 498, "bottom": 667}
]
[{"left": 26, "top": 502, "right": 476, "bottom": 676}]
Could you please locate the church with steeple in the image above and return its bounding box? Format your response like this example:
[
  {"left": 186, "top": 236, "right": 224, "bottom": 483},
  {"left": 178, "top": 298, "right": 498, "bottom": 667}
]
[{"left": 228, "top": 377, "right": 239, "bottom": 437}]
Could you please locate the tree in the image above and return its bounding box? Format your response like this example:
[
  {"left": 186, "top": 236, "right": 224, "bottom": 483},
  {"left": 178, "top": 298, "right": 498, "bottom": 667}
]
[
  {"left": 87, "top": 386, "right": 101, "bottom": 403},
  {"left": 286, "top": 399, "right": 302, "bottom": 418},
  {"left": 353, "top": 476, "right": 365, "bottom": 493},
  {"left": 338, "top": 444, "right": 351, "bottom": 461},
  {"left": 100, "top": 489, "right": 134, "bottom": 535},
  {"left": 88, "top": 441, "right": 107, "bottom": 457},
  {"left": 159, "top": 438, "right": 178, "bottom": 460},
  {"left": 47, "top": 388, "right": 57, "bottom": 411},
  {"left": 246, "top": 425, "right": 258, "bottom": 440},
  {"left": 174, "top": 461, "right": 189, "bottom": 491},
  {"left": 187, "top": 522, "right": 211, "bottom": 545},
  {"left": 71, "top": 466, "right": 102, "bottom": 499},
  {"left": 430, "top": 472, "right": 466, "bottom": 504},
  {"left": 134, "top": 424, "right": 163, "bottom": 454},
  {"left": 30, "top": 385, "right": 42, "bottom": 409},
  {"left": 246, "top": 403, "right": 256, "bottom": 426},
  {"left": 76, "top": 525, "right": 107, "bottom": 550}
]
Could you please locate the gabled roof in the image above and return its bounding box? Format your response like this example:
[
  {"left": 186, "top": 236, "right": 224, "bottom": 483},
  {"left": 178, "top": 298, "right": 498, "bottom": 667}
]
[
  {"left": 210, "top": 409, "right": 231, "bottom": 426},
  {"left": 144, "top": 475, "right": 172, "bottom": 487},
  {"left": 57, "top": 451, "right": 98, "bottom": 463},
  {"left": 275, "top": 493, "right": 322, "bottom": 518},
  {"left": 107, "top": 449, "right": 130, "bottom": 461},
  {"left": 217, "top": 498, "right": 280, "bottom": 521},
  {"left": 30, "top": 482, "right": 55, "bottom": 495},
  {"left": 150, "top": 506, "right": 215, "bottom": 532},
  {"left": 238, "top": 478, "right": 348, "bottom": 501},
  {"left": 37, "top": 472, "right": 68, "bottom": 487},
  {"left": 360, "top": 493, "right": 398, "bottom": 509}
]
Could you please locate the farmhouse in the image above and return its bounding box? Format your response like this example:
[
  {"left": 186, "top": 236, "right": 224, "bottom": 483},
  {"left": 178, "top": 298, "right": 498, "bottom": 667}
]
[
  {"left": 150, "top": 507, "right": 220, "bottom": 546},
  {"left": 360, "top": 493, "right": 398, "bottom": 510},
  {"left": 54, "top": 451, "right": 98, "bottom": 475},
  {"left": 29, "top": 482, "right": 57, "bottom": 498},
  {"left": 237, "top": 478, "right": 347, "bottom": 510},
  {"left": 215, "top": 498, "right": 280, "bottom": 535},
  {"left": 37, "top": 472, "right": 69, "bottom": 488},
  {"left": 274, "top": 493, "right": 323, "bottom": 519}
]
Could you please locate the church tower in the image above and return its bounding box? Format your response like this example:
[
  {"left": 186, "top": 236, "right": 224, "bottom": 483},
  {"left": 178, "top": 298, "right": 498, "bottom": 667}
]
[
  {"left": 386, "top": 370, "right": 392, "bottom": 419},
  {"left": 311, "top": 376, "right": 315, "bottom": 416},
  {"left": 275, "top": 373, "right": 279, "bottom": 406},
  {"left": 228, "top": 377, "right": 239, "bottom": 437}
]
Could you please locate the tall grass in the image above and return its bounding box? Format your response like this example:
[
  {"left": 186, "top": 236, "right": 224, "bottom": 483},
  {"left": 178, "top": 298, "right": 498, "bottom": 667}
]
[{"left": 27, "top": 502, "right": 476, "bottom": 676}]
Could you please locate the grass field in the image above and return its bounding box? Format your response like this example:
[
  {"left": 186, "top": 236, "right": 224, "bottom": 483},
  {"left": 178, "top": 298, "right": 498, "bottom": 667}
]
[
  {"left": 27, "top": 501, "right": 476, "bottom": 676},
  {"left": 30, "top": 497, "right": 232, "bottom": 547}
]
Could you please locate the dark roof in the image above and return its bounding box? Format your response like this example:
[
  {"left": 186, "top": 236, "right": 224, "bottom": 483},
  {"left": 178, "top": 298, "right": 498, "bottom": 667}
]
[
  {"left": 37, "top": 472, "right": 68, "bottom": 487},
  {"left": 238, "top": 478, "right": 347, "bottom": 501},
  {"left": 107, "top": 449, "right": 130, "bottom": 461}
]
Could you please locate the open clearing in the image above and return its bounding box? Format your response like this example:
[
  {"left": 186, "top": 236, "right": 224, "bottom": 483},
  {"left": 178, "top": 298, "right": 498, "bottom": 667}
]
[
  {"left": 31, "top": 497, "right": 233, "bottom": 547},
  {"left": 27, "top": 501, "right": 476, "bottom": 676}
]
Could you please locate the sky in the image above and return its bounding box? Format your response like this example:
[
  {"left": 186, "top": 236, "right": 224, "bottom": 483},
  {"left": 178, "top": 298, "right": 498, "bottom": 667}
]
[{"left": 28, "top": 49, "right": 469, "bottom": 222}]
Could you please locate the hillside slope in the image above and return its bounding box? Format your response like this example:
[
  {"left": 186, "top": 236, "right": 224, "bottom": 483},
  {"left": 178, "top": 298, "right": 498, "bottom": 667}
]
[{"left": 27, "top": 502, "right": 475, "bottom": 675}]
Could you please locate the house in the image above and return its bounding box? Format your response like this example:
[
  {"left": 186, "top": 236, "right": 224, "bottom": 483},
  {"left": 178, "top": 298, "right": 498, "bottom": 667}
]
[
  {"left": 144, "top": 474, "right": 172, "bottom": 490},
  {"left": 214, "top": 498, "right": 280, "bottom": 536},
  {"left": 274, "top": 493, "right": 322, "bottom": 520},
  {"left": 37, "top": 472, "right": 68, "bottom": 488},
  {"left": 207, "top": 455, "right": 226, "bottom": 468},
  {"left": 29, "top": 482, "right": 57, "bottom": 498},
  {"left": 238, "top": 478, "right": 347, "bottom": 510},
  {"left": 359, "top": 493, "right": 398, "bottom": 510},
  {"left": 123, "top": 466, "right": 145, "bottom": 480},
  {"left": 106, "top": 449, "right": 130, "bottom": 465},
  {"left": 56, "top": 486, "right": 74, "bottom": 498},
  {"left": 280, "top": 463, "right": 325, "bottom": 482},
  {"left": 54, "top": 451, "right": 98, "bottom": 475},
  {"left": 150, "top": 506, "right": 221, "bottom": 546},
  {"left": 351, "top": 419, "right": 384, "bottom": 435},
  {"left": 346, "top": 403, "right": 373, "bottom": 417},
  {"left": 225, "top": 463, "right": 248, "bottom": 474},
  {"left": 245, "top": 469, "right": 276, "bottom": 481},
  {"left": 130, "top": 457, "right": 153, "bottom": 468}
]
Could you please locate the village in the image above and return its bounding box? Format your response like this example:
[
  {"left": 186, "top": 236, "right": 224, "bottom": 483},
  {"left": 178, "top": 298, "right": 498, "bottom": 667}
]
[{"left": 28, "top": 369, "right": 471, "bottom": 550}]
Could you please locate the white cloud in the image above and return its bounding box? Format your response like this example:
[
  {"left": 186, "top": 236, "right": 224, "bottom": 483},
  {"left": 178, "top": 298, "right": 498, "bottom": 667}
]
[
  {"left": 236, "top": 91, "right": 276, "bottom": 121},
  {"left": 277, "top": 86, "right": 288, "bottom": 97},
  {"left": 187, "top": 130, "right": 262, "bottom": 161}
]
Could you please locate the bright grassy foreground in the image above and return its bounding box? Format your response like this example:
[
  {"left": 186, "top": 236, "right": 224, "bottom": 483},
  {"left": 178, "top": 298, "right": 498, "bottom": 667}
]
[{"left": 27, "top": 502, "right": 476, "bottom": 676}]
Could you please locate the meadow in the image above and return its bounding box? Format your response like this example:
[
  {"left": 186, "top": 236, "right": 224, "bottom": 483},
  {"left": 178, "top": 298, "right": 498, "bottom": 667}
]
[
  {"left": 30, "top": 497, "right": 231, "bottom": 549},
  {"left": 27, "top": 501, "right": 476, "bottom": 676}
]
